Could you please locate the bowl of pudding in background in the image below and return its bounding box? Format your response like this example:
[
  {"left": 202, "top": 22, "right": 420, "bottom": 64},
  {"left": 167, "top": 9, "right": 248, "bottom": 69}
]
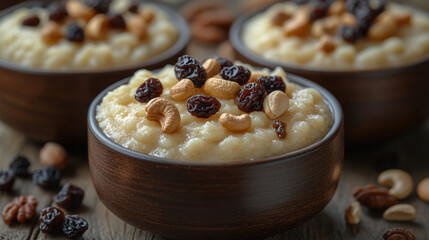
[
  {"left": 88, "top": 56, "right": 344, "bottom": 239},
  {"left": 230, "top": 0, "right": 429, "bottom": 144},
  {"left": 0, "top": 0, "right": 189, "bottom": 142}
]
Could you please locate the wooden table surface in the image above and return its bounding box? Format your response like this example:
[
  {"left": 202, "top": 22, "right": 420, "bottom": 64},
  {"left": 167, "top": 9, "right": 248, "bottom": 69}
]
[{"left": 1, "top": 1, "right": 429, "bottom": 239}]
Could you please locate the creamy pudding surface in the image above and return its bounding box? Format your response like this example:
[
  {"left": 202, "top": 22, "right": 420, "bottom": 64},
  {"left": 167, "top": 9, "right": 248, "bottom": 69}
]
[
  {"left": 0, "top": 0, "right": 178, "bottom": 70},
  {"left": 96, "top": 57, "right": 334, "bottom": 163},
  {"left": 242, "top": 1, "right": 429, "bottom": 69}
]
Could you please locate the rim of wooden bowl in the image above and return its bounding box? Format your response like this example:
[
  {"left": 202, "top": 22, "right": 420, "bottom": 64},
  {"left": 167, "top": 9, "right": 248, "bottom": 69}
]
[{"left": 88, "top": 71, "right": 343, "bottom": 167}]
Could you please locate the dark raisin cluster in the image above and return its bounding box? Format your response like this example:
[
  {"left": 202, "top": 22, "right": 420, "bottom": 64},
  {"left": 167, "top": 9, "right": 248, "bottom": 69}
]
[
  {"left": 48, "top": 2, "right": 68, "bottom": 22},
  {"left": 174, "top": 55, "right": 207, "bottom": 88},
  {"left": 32, "top": 166, "right": 61, "bottom": 190},
  {"left": 220, "top": 65, "right": 251, "bottom": 85},
  {"left": 257, "top": 76, "right": 286, "bottom": 95},
  {"left": 273, "top": 120, "right": 287, "bottom": 139},
  {"left": 237, "top": 82, "right": 266, "bottom": 113},
  {"left": 9, "top": 156, "right": 30, "bottom": 177},
  {"left": 108, "top": 14, "right": 126, "bottom": 29},
  {"left": 65, "top": 22, "right": 85, "bottom": 42},
  {"left": 39, "top": 207, "right": 88, "bottom": 238},
  {"left": 309, "top": 0, "right": 333, "bottom": 21},
  {"left": 53, "top": 183, "right": 85, "bottom": 210},
  {"left": 135, "top": 78, "right": 163, "bottom": 103},
  {"left": 187, "top": 95, "right": 221, "bottom": 118},
  {"left": 62, "top": 215, "right": 89, "bottom": 238},
  {"left": 0, "top": 170, "right": 15, "bottom": 191}
]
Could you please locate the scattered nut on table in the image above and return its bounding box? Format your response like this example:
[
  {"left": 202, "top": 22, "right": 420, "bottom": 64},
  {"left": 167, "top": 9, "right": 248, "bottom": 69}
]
[
  {"left": 378, "top": 169, "right": 413, "bottom": 200},
  {"left": 383, "top": 228, "right": 416, "bottom": 240},
  {"left": 383, "top": 204, "right": 417, "bottom": 222},
  {"left": 417, "top": 177, "right": 429, "bottom": 202},
  {"left": 2, "top": 196, "right": 37, "bottom": 224},
  {"left": 345, "top": 201, "right": 361, "bottom": 224},
  {"left": 40, "top": 142, "right": 68, "bottom": 170},
  {"left": 353, "top": 184, "right": 397, "bottom": 209}
]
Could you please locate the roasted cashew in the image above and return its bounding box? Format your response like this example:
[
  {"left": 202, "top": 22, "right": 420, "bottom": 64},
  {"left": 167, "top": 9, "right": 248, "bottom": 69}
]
[
  {"left": 283, "top": 7, "right": 310, "bottom": 37},
  {"left": 345, "top": 202, "right": 361, "bottom": 224},
  {"left": 202, "top": 58, "right": 221, "bottom": 78},
  {"left": 170, "top": 79, "right": 198, "bottom": 101},
  {"left": 127, "top": 16, "right": 148, "bottom": 40},
  {"left": 203, "top": 78, "right": 241, "bottom": 99},
  {"left": 263, "top": 90, "right": 289, "bottom": 119},
  {"left": 219, "top": 113, "right": 251, "bottom": 131},
  {"left": 320, "top": 35, "right": 336, "bottom": 53},
  {"left": 248, "top": 72, "right": 266, "bottom": 83},
  {"left": 85, "top": 14, "right": 109, "bottom": 40},
  {"left": 66, "top": 0, "right": 96, "bottom": 21},
  {"left": 417, "top": 177, "right": 429, "bottom": 202},
  {"left": 368, "top": 13, "right": 397, "bottom": 41},
  {"left": 41, "top": 22, "right": 63, "bottom": 45},
  {"left": 378, "top": 169, "right": 413, "bottom": 200},
  {"left": 145, "top": 98, "right": 181, "bottom": 133},
  {"left": 383, "top": 204, "right": 417, "bottom": 221}
]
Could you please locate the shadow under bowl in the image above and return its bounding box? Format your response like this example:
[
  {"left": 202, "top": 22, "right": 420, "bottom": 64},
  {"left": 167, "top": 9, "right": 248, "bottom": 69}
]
[
  {"left": 87, "top": 73, "right": 344, "bottom": 240},
  {"left": 0, "top": 1, "right": 189, "bottom": 143},
  {"left": 230, "top": 5, "right": 429, "bottom": 144}
]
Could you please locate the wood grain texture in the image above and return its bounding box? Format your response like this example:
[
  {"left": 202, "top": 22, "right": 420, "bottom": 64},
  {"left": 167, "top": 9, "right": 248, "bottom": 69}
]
[{"left": 0, "top": 1, "right": 189, "bottom": 143}]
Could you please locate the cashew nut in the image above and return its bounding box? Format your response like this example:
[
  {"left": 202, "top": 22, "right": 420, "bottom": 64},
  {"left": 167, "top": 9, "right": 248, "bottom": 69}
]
[
  {"left": 127, "top": 16, "right": 148, "bottom": 40},
  {"left": 263, "top": 90, "right": 289, "bottom": 120},
  {"left": 140, "top": 9, "right": 155, "bottom": 24},
  {"left": 319, "top": 35, "right": 336, "bottom": 53},
  {"left": 312, "top": 16, "right": 340, "bottom": 37},
  {"left": 328, "top": 1, "right": 345, "bottom": 16},
  {"left": 417, "top": 177, "right": 429, "bottom": 202},
  {"left": 378, "top": 169, "right": 413, "bottom": 200},
  {"left": 368, "top": 13, "right": 397, "bottom": 41},
  {"left": 202, "top": 58, "right": 221, "bottom": 78},
  {"left": 203, "top": 78, "right": 241, "bottom": 99},
  {"left": 170, "top": 79, "right": 198, "bottom": 101},
  {"left": 394, "top": 12, "right": 411, "bottom": 25},
  {"left": 345, "top": 202, "right": 361, "bottom": 224},
  {"left": 41, "top": 22, "right": 63, "bottom": 45},
  {"left": 85, "top": 14, "right": 109, "bottom": 40},
  {"left": 249, "top": 72, "right": 266, "bottom": 83},
  {"left": 66, "top": 0, "right": 96, "bottom": 21},
  {"left": 341, "top": 12, "right": 358, "bottom": 27},
  {"left": 283, "top": 7, "right": 310, "bottom": 37},
  {"left": 145, "top": 98, "right": 181, "bottom": 133},
  {"left": 383, "top": 204, "right": 417, "bottom": 221},
  {"left": 219, "top": 113, "right": 251, "bottom": 131}
]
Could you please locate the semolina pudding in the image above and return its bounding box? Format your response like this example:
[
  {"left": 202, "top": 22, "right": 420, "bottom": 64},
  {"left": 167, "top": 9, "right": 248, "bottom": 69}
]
[
  {"left": 242, "top": 0, "right": 429, "bottom": 69},
  {"left": 0, "top": 0, "right": 178, "bottom": 70},
  {"left": 96, "top": 55, "right": 334, "bottom": 162}
]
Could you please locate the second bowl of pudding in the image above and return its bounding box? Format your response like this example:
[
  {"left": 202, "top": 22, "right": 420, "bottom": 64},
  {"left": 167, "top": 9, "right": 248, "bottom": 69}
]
[
  {"left": 88, "top": 55, "right": 344, "bottom": 239},
  {"left": 0, "top": 0, "right": 189, "bottom": 142}
]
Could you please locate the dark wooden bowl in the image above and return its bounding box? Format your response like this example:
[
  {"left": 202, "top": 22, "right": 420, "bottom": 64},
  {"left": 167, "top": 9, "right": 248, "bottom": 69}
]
[
  {"left": 88, "top": 74, "right": 344, "bottom": 240},
  {"left": 230, "top": 4, "right": 429, "bottom": 144},
  {"left": 0, "top": 1, "right": 190, "bottom": 143}
]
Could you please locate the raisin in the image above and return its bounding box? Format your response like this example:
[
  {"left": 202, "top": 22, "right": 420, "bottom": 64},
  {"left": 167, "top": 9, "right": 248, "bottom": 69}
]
[
  {"left": 128, "top": 3, "right": 139, "bottom": 14},
  {"left": 257, "top": 76, "right": 286, "bottom": 95},
  {"left": 237, "top": 82, "right": 266, "bottom": 113},
  {"left": 62, "top": 215, "right": 89, "bottom": 238},
  {"left": 108, "top": 14, "right": 126, "bottom": 29},
  {"left": 310, "top": 0, "right": 333, "bottom": 21},
  {"left": 0, "top": 170, "right": 15, "bottom": 191},
  {"left": 53, "top": 183, "right": 84, "bottom": 211},
  {"left": 22, "top": 15, "right": 40, "bottom": 27},
  {"left": 338, "top": 25, "right": 361, "bottom": 43},
  {"left": 9, "top": 156, "right": 30, "bottom": 177},
  {"left": 214, "top": 56, "right": 233, "bottom": 69},
  {"left": 220, "top": 65, "right": 251, "bottom": 85},
  {"left": 273, "top": 120, "right": 287, "bottom": 139},
  {"left": 187, "top": 95, "right": 221, "bottom": 118},
  {"left": 39, "top": 207, "right": 65, "bottom": 234},
  {"left": 85, "top": 0, "right": 111, "bottom": 14},
  {"left": 48, "top": 2, "right": 68, "bottom": 22},
  {"left": 174, "top": 55, "right": 207, "bottom": 88},
  {"left": 347, "top": 0, "right": 385, "bottom": 34},
  {"left": 65, "top": 22, "right": 85, "bottom": 42},
  {"left": 135, "top": 78, "right": 163, "bottom": 103},
  {"left": 32, "top": 166, "right": 61, "bottom": 190}
]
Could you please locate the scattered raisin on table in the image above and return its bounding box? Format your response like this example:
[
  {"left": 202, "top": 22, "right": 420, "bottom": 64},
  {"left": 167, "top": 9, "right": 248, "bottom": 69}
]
[
  {"left": 54, "top": 183, "right": 84, "bottom": 211},
  {"left": 85, "top": 0, "right": 111, "bottom": 14},
  {"left": 22, "top": 15, "right": 40, "bottom": 27},
  {"left": 257, "top": 76, "right": 286, "bottom": 95},
  {"left": 128, "top": 3, "right": 139, "bottom": 14},
  {"left": 39, "top": 207, "right": 65, "bottom": 234},
  {"left": 2, "top": 196, "right": 38, "bottom": 224},
  {"left": 9, "top": 156, "right": 30, "bottom": 177},
  {"left": 65, "top": 22, "right": 85, "bottom": 42},
  {"left": 220, "top": 65, "right": 251, "bottom": 86},
  {"left": 214, "top": 56, "right": 233, "bottom": 69},
  {"left": 273, "top": 120, "right": 287, "bottom": 139},
  {"left": 237, "top": 82, "right": 266, "bottom": 113},
  {"left": 62, "top": 215, "right": 89, "bottom": 238},
  {"left": 135, "top": 78, "right": 163, "bottom": 103},
  {"left": 174, "top": 55, "right": 207, "bottom": 88},
  {"left": 48, "top": 2, "right": 68, "bottom": 22},
  {"left": 32, "top": 166, "right": 61, "bottom": 190},
  {"left": 108, "top": 14, "right": 126, "bottom": 29},
  {"left": 0, "top": 170, "right": 15, "bottom": 191},
  {"left": 187, "top": 95, "right": 221, "bottom": 118},
  {"left": 383, "top": 228, "right": 416, "bottom": 240}
]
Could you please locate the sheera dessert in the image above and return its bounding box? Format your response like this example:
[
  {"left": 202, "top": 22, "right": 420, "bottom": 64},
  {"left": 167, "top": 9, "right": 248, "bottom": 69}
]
[
  {"left": 0, "top": 0, "right": 178, "bottom": 69},
  {"left": 96, "top": 55, "right": 334, "bottom": 162},
  {"left": 243, "top": 0, "right": 429, "bottom": 69}
]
